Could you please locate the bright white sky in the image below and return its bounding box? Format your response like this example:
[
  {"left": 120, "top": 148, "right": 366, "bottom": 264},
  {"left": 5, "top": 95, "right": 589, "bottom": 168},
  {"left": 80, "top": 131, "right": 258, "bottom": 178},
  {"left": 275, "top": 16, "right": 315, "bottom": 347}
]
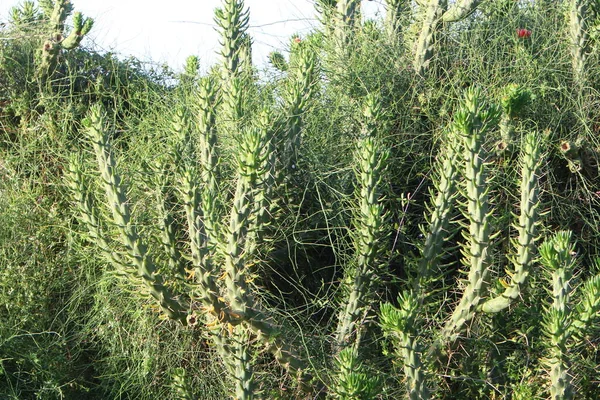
[{"left": 0, "top": 0, "right": 386, "bottom": 71}]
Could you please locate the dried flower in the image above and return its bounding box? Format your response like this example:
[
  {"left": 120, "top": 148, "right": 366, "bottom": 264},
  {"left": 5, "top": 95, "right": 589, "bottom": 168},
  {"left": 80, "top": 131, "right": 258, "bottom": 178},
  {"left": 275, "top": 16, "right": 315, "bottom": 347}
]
[
  {"left": 517, "top": 28, "right": 531, "bottom": 39},
  {"left": 187, "top": 312, "right": 198, "bottom": 327}
]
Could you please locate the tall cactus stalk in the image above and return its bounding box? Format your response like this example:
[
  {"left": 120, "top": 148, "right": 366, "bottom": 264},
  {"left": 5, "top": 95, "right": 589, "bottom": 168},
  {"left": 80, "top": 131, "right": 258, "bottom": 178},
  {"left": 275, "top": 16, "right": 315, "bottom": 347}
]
[
  {"left": 380, "top": 291, "right": 429, "bottom": 400},
  {"left": 215, "top": 0, "right": 250, "bottom": 126},
  {"left": 568, "top": 0, "right": 591, "bottom": 87},
  {"left": 80, "top": 104, "right": 187, "bottom": 323},
  {"left": 331, "top": 346, "right": 381, "bottom": 399},
  {"left": 280, "top": 41, "right": 317, "bottom": 173},
  {"left": 415, "top": 128, "right": 461, "bottom": 300},
  {"left": 385, "top": 0, "right": 408, "bottom": 41},
  {"left": 197, "top": 77, "right": 223, "bottom": 250},
  {"left": 441, "top": 0, "right": 482, "bottom": 23},
  {"left": 333, "top": 0, "right": 361, "bottom": 48},
  {"left": 571, "top": 267, "right": 600, "bottom": 338},
  {"left": 413, "top": 0, "right": 445, "bottom": 75},
  {"left": 496, "top": 84, "right": 532, "bottom": 157},
  {"left": 540, "top": 231, "right": 575, "bottom": 400},
  {"left": 335, "top": 94, "right": 389, "bottom": 352},
  {"left": 480, "top": 132, "right": 543, "bottom": 313},
  {"left": 66, "top": 155, "right": 128, "bottom": 272},
  {"left": 37, "top": 0, "right": 93, "bottom": 82},
  {"left": 440, "top": 89, "right": 500, "bottom": 344},
  {"left": 413, "top": 0, "right": 484, "bottom": 75}
]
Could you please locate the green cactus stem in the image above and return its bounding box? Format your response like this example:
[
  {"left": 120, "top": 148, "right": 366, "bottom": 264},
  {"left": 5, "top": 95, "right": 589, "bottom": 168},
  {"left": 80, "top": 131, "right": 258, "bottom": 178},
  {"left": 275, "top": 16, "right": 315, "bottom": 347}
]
[
  {"left": 66, "top": 155, "right": 128, "bottom": 272},
  {"left": 380, "top": 291, "right": 429, "bottom": 400},
  {"left": 280, "top": 40, "right": 317, "bottom": 173},
  {"left": 441, "top": 0, "right": 482, "bottom": 22},
  {"left": 231, "top": 325, "right": 255, "bottom": 399},
  {"left": 216, "top": 0, "right": 250, "bottom": 80},
  {"left": 415, "top": 128, "right": 460, "bottom": 299},
  {"left": 333, "top": 0, "right": 361, "bottom": 48},
  {"left": 414, "top": 0, "right": 484, "bottom": 75},
  {"left": 385, "top": 0, "right": 408, "bottom": 40},
  {"left": 268, "top": 51, "right": 288, "bottom": 72},
  {"left": 335, "top": 95, "right": 389, "bottom": 352},
  {"left": 197, "top": 78, "right": 223, "bottom": 250},
  {"left": 540, "top": 231, "right": 575, "bottom": 400},
  {"left": 37, "top": 0, "right": 93, "bottom": 82},
  {"left": 84, "top": 104, "right": 187, "bottom": 323},
  {"left": 571, "top": 270, "right": 600, "bottom": 338},
  {"left": 413, "top": 0, "right": 445, "bottom": 76},
  {"left": 332, "top": 347, "right": 382, "bottom": 399},
  {"left": 440, "top": 89, "right": 500, "bottom": 344},
  {"left": 496, "top": 84, "right": 533, "bottom": 157},
  {"left": 568, "top": 0, "right": 591, "bottom": 86},
  {"left": 155, "top": 169, "right": 187, "bottom": 281},
  {"left": 480, "top": 132, "right": 543, "bottom": 313},
  {"left": 216, "top": 0, "right": 250, "bottom": 127}
]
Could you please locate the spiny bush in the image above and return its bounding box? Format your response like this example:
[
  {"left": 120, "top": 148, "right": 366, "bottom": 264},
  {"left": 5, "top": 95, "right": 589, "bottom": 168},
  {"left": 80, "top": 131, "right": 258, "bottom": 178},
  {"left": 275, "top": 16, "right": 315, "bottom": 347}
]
[{"left": 2, "top": 0, "right": 600, "bottom": 399}]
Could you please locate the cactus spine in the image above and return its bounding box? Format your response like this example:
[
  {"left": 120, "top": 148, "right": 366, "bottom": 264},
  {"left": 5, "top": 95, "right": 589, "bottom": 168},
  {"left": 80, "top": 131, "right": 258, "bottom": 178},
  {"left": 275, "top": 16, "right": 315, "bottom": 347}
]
[
  {"left": 215, "top": 0, "right": 250, "bottom": 126},
  {"left": 571, "top": 269, "right": 600, "bottom": 337},
  {"left": 415, "top": 128, "right": 460, "bottom": 299},
  {"left": 332, "top": 347, "right": 381, "bottom": 399},
  {"left": 280, "top": 40, "right": 317, "bottom": 173},
  {"left": 413, "top": 0, "right": 445, "bottom": 75},
  {"left": 496, "top": 84, "right": 532, "bottom": 157},
  {"left": 333, "top": 0, "right": 361, "bottom": 48}
]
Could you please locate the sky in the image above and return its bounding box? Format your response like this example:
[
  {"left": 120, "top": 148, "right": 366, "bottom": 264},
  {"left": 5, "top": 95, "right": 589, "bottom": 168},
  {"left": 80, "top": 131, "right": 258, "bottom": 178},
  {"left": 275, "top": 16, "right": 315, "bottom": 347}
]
[{"left": 0, "top": 0, "right": 386, "bottom": 71}]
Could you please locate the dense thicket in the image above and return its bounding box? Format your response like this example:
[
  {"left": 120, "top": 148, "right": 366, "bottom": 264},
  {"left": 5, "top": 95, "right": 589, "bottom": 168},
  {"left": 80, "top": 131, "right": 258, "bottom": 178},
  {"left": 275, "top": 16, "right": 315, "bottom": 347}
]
[{"left": 1, "top": 1, "right": 599, "bottom": 399}]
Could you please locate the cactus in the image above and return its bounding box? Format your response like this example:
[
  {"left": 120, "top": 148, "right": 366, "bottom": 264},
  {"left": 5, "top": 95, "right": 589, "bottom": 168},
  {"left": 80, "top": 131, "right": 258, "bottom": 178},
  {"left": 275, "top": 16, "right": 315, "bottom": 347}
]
[
  {"left": 215, "top": 0, "right": 249, "bottom": 81},
  {"left": 480, "top": 132, "right": 544, "bottom": 313},
  {"left": 385, "top": 0, "right": 408, "bottom": 40},
  {"left": 333, "top": 0, "right": 361, "bottom": 48},
  {"left": 414, "top": 127, "right": 461, "bottom": 300},
  {"left": 331, "top": 347, "right": 382, "bottom": 399},
  {"left": 268, "top": 51, "right": 288, "bottom": 72},
  {"left": 571, "top": 267, "right": 600, "bottom": 338},
  {"left": 439, "top": 89, "right": 500, "bottom": 344},
  {"left": 413, "top": 0, "right": 445, "bottom": 76},
  {"left": 413, "top": 0, "right": 484, "bottom": 75},
  {"left": 568, "top": 0, "right": 592, "bottom": 86},
  {"left": 280, "top": 39, "right": 317, "bottom": 173},
  {"left": 215, "top": 0, "right": 251, "bottom": 127},
  {"left": 77, "top": 104, "right": 187, "bottom": 323},
  {"left": 37, "top": 0, "right": 93, "bottom": 82},
  {"left": 66, "top": 154, "right": 128, "bottom": 272},
  {"left": 441, "top": 0, "right": 483, "bottom": 22},
  {"left": 335, "top": 94, "right": 390, "bottom": 352},
  {"left": 380, "top": 291, "right": 429, "bottom": 400},
  {"left": 496, "top": 84, "right": 533, "bottom": 157},
  {"left": 197, "top": 77, "right": 223, "bottom": 250},
  {"left": 540, "top": 231, "right": 575, "bottom": 400}
]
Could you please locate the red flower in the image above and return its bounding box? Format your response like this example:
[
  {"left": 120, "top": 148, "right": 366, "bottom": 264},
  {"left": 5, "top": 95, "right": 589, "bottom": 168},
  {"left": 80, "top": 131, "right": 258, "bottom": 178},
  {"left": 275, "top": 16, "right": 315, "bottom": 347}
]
[
  {"left": 293, "top": 37, "right": 301, "bottom": 44},
  {"left": 517, "top": 28, "right": 531, "bottom": 39}
]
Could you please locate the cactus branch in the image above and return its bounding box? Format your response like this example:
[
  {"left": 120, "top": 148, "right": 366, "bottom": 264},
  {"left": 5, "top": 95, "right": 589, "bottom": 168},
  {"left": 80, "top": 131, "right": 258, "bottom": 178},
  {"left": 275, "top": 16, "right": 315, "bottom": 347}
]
[
  {"left": 84, "top": 104, "right": 186, "bottom": 323},
  {"left": 480, "top": 132, "right": 543, "bottom": 313}
]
